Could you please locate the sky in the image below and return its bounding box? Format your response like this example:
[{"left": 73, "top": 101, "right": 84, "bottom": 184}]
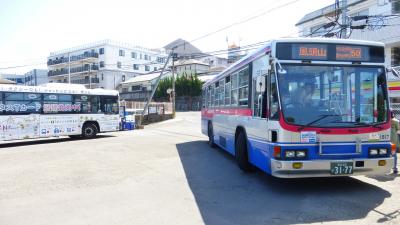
[{"left": 0, "top": 0, "right": 334, "bottom": 74}]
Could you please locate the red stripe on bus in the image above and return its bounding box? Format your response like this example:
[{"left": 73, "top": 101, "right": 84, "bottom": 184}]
[
  {"left": 202, "top": 108, "right": 252, "bottom": 118},
  {"left": 278, "top": 112, "right": 390, "bottom": 134},
  {"left": 389, "top": 87, "right": 400, "bottom": 91}
]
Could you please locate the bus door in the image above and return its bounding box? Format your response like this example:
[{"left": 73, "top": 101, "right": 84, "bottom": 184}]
[
  {"left": 246, "top": 54, "right": 271, "bottom": 170},
  {"left": 251, "top": 54, "right": 270, "bottom": 119}
]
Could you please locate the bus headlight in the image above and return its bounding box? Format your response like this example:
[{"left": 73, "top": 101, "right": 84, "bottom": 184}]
[
  {"left": 378, "top": 149, "right": 388, "bottom": 155},
  {"left": 285, "top": 151, "right": 296, "bottom": 158},
  {"left": 296, "top": 150, "right": 306, "bottom": 158},
  {"left": 369, "top": 149, "right": 378, "bottom": 156},
  {"left": 284, "top": 150, "right": 307, "bottom": 159}
]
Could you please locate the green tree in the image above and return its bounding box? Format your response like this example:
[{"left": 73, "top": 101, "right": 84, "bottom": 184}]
[
  {"left": 154, "top": 77, "right": 172, "bottom": 99},
  {"left": 154, "top": 74, "right": 203, "bottom": 101}
]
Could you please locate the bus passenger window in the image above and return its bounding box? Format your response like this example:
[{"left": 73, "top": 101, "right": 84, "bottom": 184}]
[
  {"left": 4, "top": 92, "right": 42, "bottom": 114},
  {"left": 231, "top": 73, "right": 239, "bottom": 106},
  {"left": 101, "top": 96, "right": 119, "bottom": 114},
  {"left": 0, "top": 93, "right": 3, "bottom": 115},
  {"left": 238, "top": 67, "right": 249, "bottom": 106},
  {"left": 90, "top": 96, "right": 100, "bottom": 113}
]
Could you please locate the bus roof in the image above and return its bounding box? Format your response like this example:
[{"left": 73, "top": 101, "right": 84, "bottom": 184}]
[
  {"left": 203, "top": 38, "right": 385, "bottom": 88},
  {"left": 0, "top": 83, "right": 119, "bottom": 96}
]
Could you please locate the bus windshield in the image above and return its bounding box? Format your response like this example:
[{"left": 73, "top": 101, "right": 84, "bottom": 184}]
[{"left": 277, "top": 64, "right": 388, "bottom": 128}]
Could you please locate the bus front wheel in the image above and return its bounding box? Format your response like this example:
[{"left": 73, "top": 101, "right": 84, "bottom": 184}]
[
  {"left": 82, "top": 123, "right": 97, "bottom": 138},
  {"left": 235, "top": 132, "right": 253, "bottom": 172}
]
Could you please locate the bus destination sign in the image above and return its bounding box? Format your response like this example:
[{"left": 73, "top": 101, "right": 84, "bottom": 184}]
[
  {"left": 292, "top": 44, "right": 328, "bottom": 60},
  {"left": 335, "top": 45, "right": 369, "bottom": 61},
  {"left": 276, "top": 42, "right": 384, "bottom": 63}
]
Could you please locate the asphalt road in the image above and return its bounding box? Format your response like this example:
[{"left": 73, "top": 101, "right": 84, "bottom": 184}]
[{"left": 0, "top": 112, "right": 399, "bottom": 225}]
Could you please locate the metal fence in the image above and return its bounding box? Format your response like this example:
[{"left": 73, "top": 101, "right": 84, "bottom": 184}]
[
  {"left": 392, "top": 103, "right": 400, "bottom": 119},
  {"left": 176, "top": 96, "right": 202, "bottom": 111},
  {"left": 121, "top": 101, "right": 173, "bottom": 114}
]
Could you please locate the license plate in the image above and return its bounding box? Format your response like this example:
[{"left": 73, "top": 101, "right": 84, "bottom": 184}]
[{"left": 330, "top": 162, "right": 353, "bottom": 175}]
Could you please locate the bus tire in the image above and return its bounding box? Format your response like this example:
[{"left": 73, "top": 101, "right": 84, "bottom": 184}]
[
  {"left": 235, "top": 131, "right": 253, "bottom": 172},
  {"left": 82, "top": 123, "right": 97, "bottom": 138},
  {"left": 208, "top": 122, "right": 216, "bottom": 148}
]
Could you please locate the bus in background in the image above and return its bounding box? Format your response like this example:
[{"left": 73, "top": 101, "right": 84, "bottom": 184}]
[
  {"left": 202, "top": 38, "right": 395, "bottom": 178},
  {"left": 0, "top": 83, "right": 119, "bottom": 141}
]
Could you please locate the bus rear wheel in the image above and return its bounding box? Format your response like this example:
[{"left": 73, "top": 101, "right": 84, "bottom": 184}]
[
  {"left": 82, "top": 123, "right": 97, "bottom": 139},
  {"left": 208, "top": 122, "right": 216, "bottom": 148},
  {"left": 235, "top": 131, "right": 253, "bottom": 172}
]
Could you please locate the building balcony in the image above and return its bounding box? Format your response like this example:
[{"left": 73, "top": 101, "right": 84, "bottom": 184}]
[
  {"left": 47, "top": 52, "right": 99, "bottom": 66},
  {"left": 48, "top": 64, "right": 99, "bottom": 77},
  {"left": 71, "top": 77, "right": 100, "bottom": 85}
]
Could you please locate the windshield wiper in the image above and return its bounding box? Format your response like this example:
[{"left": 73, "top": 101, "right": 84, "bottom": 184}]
[
  {"left": 354, "top": 122, "right": 384, "bottom": 129},
  {"left": 297, "top": 114, "right": 338, "bottom": 131}
]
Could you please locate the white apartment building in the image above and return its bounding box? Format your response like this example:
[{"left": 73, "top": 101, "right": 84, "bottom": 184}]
[
  {"left": 47, "top": 40, "right": 168, "bottom": 90},
  {"left": 24, "top": 69, "right": 48, "bottom": 86},
  {"left": 201, "top": 55, "right": 228, "bottom": 69},
  {"left": 174, "top": 59, "right": 210, "bottom": 76},
  {"left": 296, "top": 0, "right": 400, "bottom": 71}
]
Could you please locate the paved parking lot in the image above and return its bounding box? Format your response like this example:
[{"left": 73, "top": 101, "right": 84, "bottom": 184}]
[{"left": 0, "top": 112, "right": 399, "bottom": 225}]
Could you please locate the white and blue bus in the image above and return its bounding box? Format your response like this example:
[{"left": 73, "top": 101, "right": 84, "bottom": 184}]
[
  {"left": 0, "top": 83, "right": 119, "bottom": 141},
  {"left": 202, "top": 38, "right": 395, "bottom": 178}
]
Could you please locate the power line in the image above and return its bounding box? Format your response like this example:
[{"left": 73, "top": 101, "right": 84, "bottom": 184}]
[
  {"left": 0, "top": 62, "right": 46, "bottom": 70},
  {"left": 170, "top": 0, "right": 303, "bottom": 50}
]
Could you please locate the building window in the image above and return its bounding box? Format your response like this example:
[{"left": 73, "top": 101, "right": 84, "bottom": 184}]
[
  {"left": 145, "top": 65, "right": 150, "bottom": 71},
  {"left": 133, "top": 64, "right": 139, "bottom": 70},
  {"left": 122, "top": 75, "right": 126, "bottom": 82},
  {"left": 101, "top": 73, "right": 104, "bottom": 80},
  {"left": 131, "top": 85, "right": 142, "bottom": 92},
  {"left": 144, "top": 55, "right": 149, "bottom": 60},
  {"left": 154, "top": 67, "right": 157, "bottom": 71},
  {"left": 392, "top": 47, "right": 400, "bottom": 66},
  {"left": 119, "top": 50, "right": 125, "bottom": 57},
  {"left": 100, "top": 61, "right": 105, "bottom": 68},
  {"left": 140, "top": 53, "right": 142, "bottom": 59},
  {"left": 157, "top": 57, "right": 165, "bottom": 63},
  {"left": 148, "top": 56, "right": 151, "bottom": 61},
  {"left": 393, "top": 0, "right": 400, "bottom": 14},
  {"left": 99, "top": 48, "right": 105, "bottom": 55},
  {"left": 117, "top": 62, "right": 122, "bottom": 69},
  {"left": 131, "top": 52, "right": 137, "bottom": 59}
]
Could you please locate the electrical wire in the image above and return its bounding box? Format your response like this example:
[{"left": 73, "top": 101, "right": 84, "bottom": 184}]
[{"left": 169, "top": 0, "right": 303, "bottom": 50}]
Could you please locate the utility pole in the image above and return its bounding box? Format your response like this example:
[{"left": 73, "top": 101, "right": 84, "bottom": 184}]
[
  {"left": 340, "top": 0, "right": 348, "bottom": 38},
  {"left": 139, "top": 52, "right": 173, "bottom": 125},
  {"left": 172, "top": 48, "right": 176, "bottom": 118}
]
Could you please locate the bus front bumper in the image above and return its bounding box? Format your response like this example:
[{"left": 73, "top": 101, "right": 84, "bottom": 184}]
[{"left": 270, "top": 158, "right": 394, "bottom": 178}]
